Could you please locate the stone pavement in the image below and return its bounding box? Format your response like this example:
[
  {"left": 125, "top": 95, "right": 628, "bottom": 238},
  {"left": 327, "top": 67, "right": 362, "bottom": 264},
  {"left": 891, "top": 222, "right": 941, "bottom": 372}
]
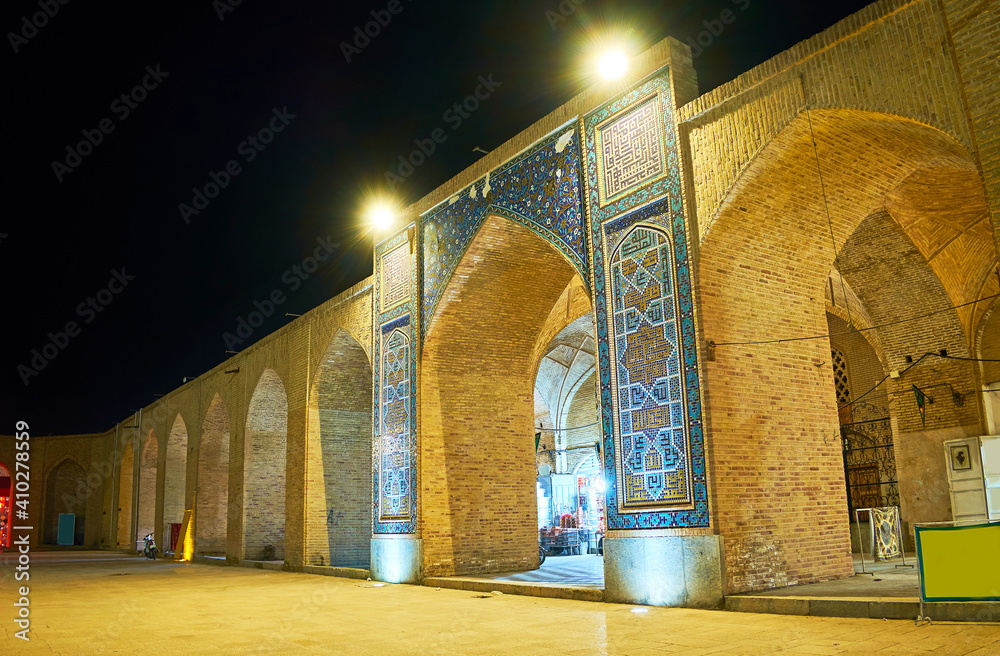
[{"left": 2, "top": 552, "right": 1000, "bottom": 655}]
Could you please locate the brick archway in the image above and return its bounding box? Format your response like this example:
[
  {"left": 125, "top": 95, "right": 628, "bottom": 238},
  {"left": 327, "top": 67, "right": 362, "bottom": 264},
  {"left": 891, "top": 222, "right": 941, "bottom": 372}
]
[
  {"left": 136, "top": 429, "right": 158, "bottom": 546},
  {"left": 698, "top": 109, "right": 982, "bottom": 593},
  {"left": 306, "top": 329, "right": 373, "bottom": 568},
  {"left": 244, "top": 368, "right": 288, "bottom": 561},
  {"left": 196, "top": 394, "right": 230, "bottom": 557},
  {"left": 420, "top": 214, "right": 590, "bottom": 576},
  {"left": 163, "top": 415, "right": 188, "bottom": 551}
]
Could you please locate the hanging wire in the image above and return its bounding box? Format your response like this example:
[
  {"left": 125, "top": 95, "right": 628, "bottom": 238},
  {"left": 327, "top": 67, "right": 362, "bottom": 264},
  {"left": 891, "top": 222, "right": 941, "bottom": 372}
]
[
  {"left": 711, "top": 292, "right": 1000, "bottom": 348},
  {"left": 806, "top": 101, "right": 854, "bottom": 329},
  {"left": 536, "top": 422, "right": 600, "bottom": 432},
  {"left": 838, "top": 351, "right": 1000, "bottom": 410}
]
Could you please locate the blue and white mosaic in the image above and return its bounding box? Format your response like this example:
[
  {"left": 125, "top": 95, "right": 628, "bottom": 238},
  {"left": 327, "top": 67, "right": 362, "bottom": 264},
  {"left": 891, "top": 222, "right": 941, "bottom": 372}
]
[
  {"left": 586, "top": 67, "right": 709, "bottom": 530},
  {"left": 421, "top": 126, "right": 587, "bottom": 337},
  {"left": 373, "top": 229, "right": 419, "bottom": 534}
]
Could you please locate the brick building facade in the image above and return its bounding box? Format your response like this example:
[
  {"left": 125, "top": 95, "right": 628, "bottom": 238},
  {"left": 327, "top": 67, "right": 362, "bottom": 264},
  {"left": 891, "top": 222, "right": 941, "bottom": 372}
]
[{"left": 2, "top": 0, "right": 997, "bottom": 608}]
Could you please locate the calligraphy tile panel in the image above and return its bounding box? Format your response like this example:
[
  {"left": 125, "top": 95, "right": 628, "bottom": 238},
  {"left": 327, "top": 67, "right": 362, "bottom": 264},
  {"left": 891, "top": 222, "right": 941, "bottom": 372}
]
[{"left": 598, "top": 97, "right": 665, "bottom": 204}]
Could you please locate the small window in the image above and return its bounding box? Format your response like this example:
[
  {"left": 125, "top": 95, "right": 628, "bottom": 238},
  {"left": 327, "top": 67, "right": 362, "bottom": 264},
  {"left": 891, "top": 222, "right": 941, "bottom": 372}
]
[{"left": 832, "top": 349, "right": 851, "bottom": 404}]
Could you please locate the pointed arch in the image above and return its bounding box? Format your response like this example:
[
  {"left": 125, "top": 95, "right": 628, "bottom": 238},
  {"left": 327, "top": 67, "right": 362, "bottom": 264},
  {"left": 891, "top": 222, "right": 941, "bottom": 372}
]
[
  {"left": 43, "top": 457, "right": 86, "bottom": 545},
  {"left": 136, "top": 429, "right": 158, "bottom": 545},
  {"left": 197, "top": 393, "right": 231, "bottom": 557},
  {"left": 163, "top": 414, "right": 188, "bottom": 551},
  {"left": 306, "top": 329, "right": 373, "bottom": 567},
  {"left": 244, "top": 368, "right": 288, "bottom": 561},
  {"left": 420, "top": 213, "right": 589, "bottom": 576},
  {"left": 116, "top": 442, "right": 135, "bottom": 548}
]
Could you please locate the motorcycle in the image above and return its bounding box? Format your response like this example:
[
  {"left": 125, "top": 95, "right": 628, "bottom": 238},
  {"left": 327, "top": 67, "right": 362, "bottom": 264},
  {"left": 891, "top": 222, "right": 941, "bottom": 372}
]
[{"left": 143, "top": 533, "right": 158, "bottom": 560}]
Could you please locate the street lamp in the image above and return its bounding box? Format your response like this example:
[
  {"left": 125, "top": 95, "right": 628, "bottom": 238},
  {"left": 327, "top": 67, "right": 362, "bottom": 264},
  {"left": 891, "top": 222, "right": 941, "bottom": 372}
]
[{"left": 598, "top": 50, "right": 628, "bottom": 80}]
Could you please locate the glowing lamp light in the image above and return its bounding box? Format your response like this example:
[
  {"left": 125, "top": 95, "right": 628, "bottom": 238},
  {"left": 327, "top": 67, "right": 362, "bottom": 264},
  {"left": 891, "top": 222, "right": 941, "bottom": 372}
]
[
  {"left": 598, "top": 51, "right": 628, "bottom": 80},
  {"left": 369, "top": 204, "right": 395, "bottom": 232}
]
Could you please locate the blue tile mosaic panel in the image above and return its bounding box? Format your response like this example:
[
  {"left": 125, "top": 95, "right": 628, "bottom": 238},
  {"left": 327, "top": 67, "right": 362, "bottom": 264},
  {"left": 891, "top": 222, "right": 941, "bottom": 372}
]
[
  {"left": 421, "top": 125, "right": 587, "bottom": 337},
  {"left": 585, "top": 66, "right": 709, "bottom": 530},
  {"left": 610, "top": 227, "right": 691, "bottom": 507},
  {"left": 379, "top": 326, "right": 411, "bottom": 521},
  {"left": 373, "top": 229, "right": 418, "bottom": 534}
]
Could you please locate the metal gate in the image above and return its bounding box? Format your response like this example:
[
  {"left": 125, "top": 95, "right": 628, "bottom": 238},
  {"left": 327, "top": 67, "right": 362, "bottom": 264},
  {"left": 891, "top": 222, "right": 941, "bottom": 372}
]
[{"left": 840, "top": 403, "right": 899, "bottom": 515}]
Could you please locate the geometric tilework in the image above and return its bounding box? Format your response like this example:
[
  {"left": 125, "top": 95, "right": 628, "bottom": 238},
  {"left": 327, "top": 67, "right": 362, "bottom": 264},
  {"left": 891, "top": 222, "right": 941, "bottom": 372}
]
[
  {"left": 372, "top": 228, "right": 418, "bottom": 535},
  {"left": 421, "top": 125, "right": 586, "bottom": 338},
  {"left": 380, "top": 243, "right": 410, "bottom": 313},
  {"left": 597, "top": 97, "right": 665, "bottom": 205},
  {"left": 610, "top": 227, "right": 691, "bottom": 507},
  {"left": 379, "top": 328, "right": 411, "bottom": 521},
  {"left": 586, "top": 65, "right": 709, "bottom": 530}
]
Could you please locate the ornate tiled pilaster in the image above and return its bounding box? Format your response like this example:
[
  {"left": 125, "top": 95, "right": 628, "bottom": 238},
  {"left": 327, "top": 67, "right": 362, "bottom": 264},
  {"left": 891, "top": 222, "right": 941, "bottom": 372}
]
[{"left": 584, "top": 65, "right": 718, "bottom": 607}]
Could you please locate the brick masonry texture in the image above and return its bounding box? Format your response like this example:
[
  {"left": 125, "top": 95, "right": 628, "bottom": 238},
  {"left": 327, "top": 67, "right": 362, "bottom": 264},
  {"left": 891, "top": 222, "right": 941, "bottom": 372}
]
[
  {"left": 2, "top": 0, "right": 998, "bottom": 603},
  {"left": 244, "top": 369, "right": 287, "bottom": 561},
  {"left": 420, "top": 216, "right": 580, "bottom": 577}
]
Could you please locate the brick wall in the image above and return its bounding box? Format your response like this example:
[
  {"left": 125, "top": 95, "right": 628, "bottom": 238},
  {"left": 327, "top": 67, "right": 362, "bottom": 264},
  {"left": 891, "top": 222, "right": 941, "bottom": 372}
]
[
  {"left": 163, "top": 415, "right": 188, "bottom": 546},
  {"left": 196, "top": 395, "right": 230, "bottom": 556},
  {"left": 305, "top": 330, "right": 372, "bottom": 567},
  {"left": 136, "top": 431, "right": 157, "bottom": 543},
  {"left": 420, "top": 216, "right": 580, "bottom": 576},
  {"left": 43, "top": 458, "right": 88, "bottom": 545},
  {"left": 244, "top": 369, "right": 288, "bottom": 561},
  {"left": 115, "top": 445, "right": 134, "bottom": 548}
]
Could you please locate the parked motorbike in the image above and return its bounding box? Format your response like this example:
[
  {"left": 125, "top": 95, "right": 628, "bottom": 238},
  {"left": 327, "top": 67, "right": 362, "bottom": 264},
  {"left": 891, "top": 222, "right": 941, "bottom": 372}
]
[{"left": 143, "top": 533, "right": 158, "bottom": 560}]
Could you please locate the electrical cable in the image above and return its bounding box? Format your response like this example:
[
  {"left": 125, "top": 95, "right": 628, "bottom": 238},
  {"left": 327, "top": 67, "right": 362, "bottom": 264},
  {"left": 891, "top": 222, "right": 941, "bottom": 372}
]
[
  {"left": 837, "top": 353, "right": 933, "bottom": 410},
  {"left": 711, "top": 292, "right": 1000, "bottom": 348},
  {"left": 536, "top": 422, "right": 600, "bottom": 432},
  {"left": 806, "top": 104, "right": 854, "bottom": 330}
]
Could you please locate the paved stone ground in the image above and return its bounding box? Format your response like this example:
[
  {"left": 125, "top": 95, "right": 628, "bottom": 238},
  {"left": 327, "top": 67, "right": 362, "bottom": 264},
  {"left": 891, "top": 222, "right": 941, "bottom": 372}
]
[
  {"left": 487, "top": 554, "right": 605, "bottom": 588},
  {"left": 2, "top": 552, "right": 1000, "bottom": 655}
]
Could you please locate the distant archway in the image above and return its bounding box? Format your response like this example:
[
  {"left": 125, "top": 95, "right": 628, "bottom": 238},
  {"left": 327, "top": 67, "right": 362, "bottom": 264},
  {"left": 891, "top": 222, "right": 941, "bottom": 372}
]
[
  {"left": 163, "top": 415, "right": 188, "bottom": 552},
  {"left": 116, "top": 442, "right": 135, "bottom": 548},
  {"left": 197, "top": 394, "right": 231, "bottom": 557},
  {"left": 136, "top": 430, "right": 158, "bottom": 545},
  {"left": 244, "top": 369, "right": 288, "bottom": 561},
  {"left": 44, "top": 458, "right": 87, "bottom": 545},
  {"left": 306, "top": 330, "right": 373, "bottom": 568}
]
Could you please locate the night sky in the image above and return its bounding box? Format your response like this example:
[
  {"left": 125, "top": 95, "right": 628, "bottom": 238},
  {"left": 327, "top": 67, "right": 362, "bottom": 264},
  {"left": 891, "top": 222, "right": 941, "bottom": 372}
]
[{"left": 3, "top": 0, "right": 873, "bottom": 435}]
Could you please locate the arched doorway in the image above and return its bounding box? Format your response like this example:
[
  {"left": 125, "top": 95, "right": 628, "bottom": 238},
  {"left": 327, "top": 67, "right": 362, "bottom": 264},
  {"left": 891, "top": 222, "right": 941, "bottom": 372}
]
[
  {"left": 307, "top": 330, "right": 373, "bottom": 568},
  {"left": 420, "top": 214, "right": 598, "bottom": 578},
  {"left": 197, "top": 394, "right": 231, "bottom": 557},
  {"left": 163, "top": 415, "right": 188, "bottom": 554},
  {"left": 116, "top": 443, "right": 134, "bottom": 548},
  {"left": 244, "top": 369, "right": 288, "bottom": 561},
  {"left": 136, "top": 430, "right": 158, "bottom": 546},
  {"left": 698, "top": 109, "right": 988, "bottom": 591},
  {"left": 44, "top": 459, "right": 87, "bottom": 545}
]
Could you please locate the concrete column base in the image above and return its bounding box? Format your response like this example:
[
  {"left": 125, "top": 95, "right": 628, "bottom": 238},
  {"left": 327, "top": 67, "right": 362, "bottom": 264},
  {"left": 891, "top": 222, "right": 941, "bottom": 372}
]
[
  {"left": 371, "top": 536, "right": 423, "bottom": 584},
  {"left": 604, "top": 534, "right": 724, "bottom": 608}
]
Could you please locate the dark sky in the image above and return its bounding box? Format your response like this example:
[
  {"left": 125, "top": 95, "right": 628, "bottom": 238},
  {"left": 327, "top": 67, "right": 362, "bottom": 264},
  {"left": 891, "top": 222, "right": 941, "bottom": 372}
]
[{"left": 2, "top": 0, "right": 872, "bottom": 435}]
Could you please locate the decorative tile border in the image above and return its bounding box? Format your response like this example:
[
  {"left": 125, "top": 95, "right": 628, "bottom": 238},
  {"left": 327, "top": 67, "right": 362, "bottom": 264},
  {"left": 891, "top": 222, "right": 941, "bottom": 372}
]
[
  {"left": 585, "top": 67, "right": 709, "bottom": 530},
  {"left": 373, "top": 228, "right": 418, "bottom": 535}
]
